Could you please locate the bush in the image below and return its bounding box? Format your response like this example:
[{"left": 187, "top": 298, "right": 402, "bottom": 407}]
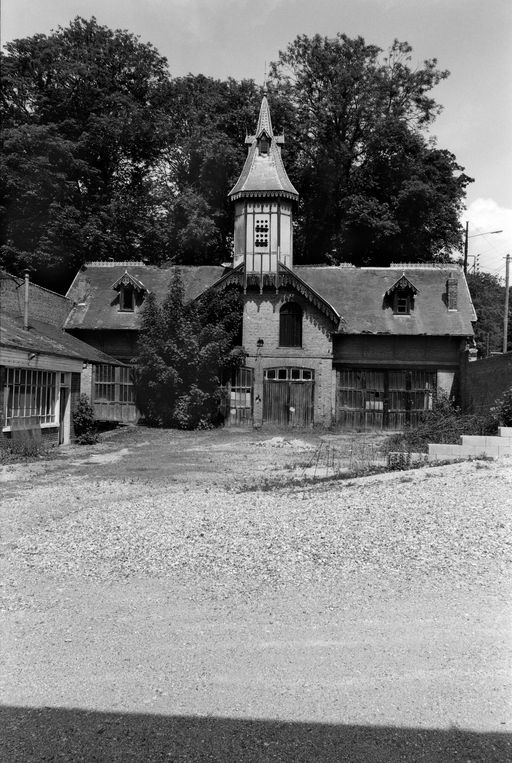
[
  {"left": 382, "top": 393, "right": 497, "bottom": 453},
  {"left": 0, "top": 437, "right": 52, "bottom": 463},
  {"left": 491, "top": 386, "right": 512, "bottom": 427},
  {"left": 72, "top": 394, "right": 98, "bottom": 444}
]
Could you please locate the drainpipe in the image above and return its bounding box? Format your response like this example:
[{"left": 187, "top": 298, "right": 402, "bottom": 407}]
[{"left": 24, "top": 271, "right": 30, "bottom": 330}]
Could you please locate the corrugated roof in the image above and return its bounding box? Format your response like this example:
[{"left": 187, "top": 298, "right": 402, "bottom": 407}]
[
  {"left": 228, "top": 97, "right": 299, "bottom": 201},
  {"left": 1, "top": 313, "right": 123, "bottom": 364},
  {"left": 295, "top": 265, "right": 475, "bottom": 336},
  {"left": 65, "top": 264, "right": 227, "bottom": 330}
]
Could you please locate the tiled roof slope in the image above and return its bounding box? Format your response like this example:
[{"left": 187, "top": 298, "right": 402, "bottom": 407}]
[
  {"left": 63, "top": 262, "right": 475, "bottom": 338},
  {"left": 65, "top": 264, "right": 227, "bottom": 330},
  {"left": 0, "top": 271, "right": 72, "bottom": 327},
  {"left": 1, "top": 313, "right": 123, "bottom": 364},
  {"left": 296, "top": 265, "right": 475, "bottom": 336},
  {"left": 228, "top": 96, "right": 299, "bottom": 201}
]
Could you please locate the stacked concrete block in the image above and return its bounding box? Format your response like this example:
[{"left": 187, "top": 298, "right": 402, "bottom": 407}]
[{"left": 428, "top": 427, "right": 512, "bottom": 461}]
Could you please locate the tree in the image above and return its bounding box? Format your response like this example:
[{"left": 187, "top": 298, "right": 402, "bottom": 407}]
[
  {"left": 467, "top": 272, "right": 510, "bottom": 357},
  {"left": 132, "top": 270, "right": 244, "bottom": 428},
  {"left": 1, "top": 17, "right": 172, "bottom": 287},
  {"left": 269, "top": 34, "right": 471, "bottom": 265}
]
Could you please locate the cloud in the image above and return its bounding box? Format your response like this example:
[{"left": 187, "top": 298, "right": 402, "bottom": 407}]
[{"left": 463, "top": 198, "right": 511, "bottom": 277}]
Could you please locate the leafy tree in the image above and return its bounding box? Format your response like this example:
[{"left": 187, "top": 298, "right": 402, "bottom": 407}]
[
  {"left": 269, "top": 34, "right": 471, "bottom": 265},
  {"left": 132, "top": 270, "right": 244, "bottom": 428},
  {"left": 1, "top": 17, "right": 172, "bottom": 287},
  {"left": 467, "top": 272, "right": 510, "bottom": 357}
]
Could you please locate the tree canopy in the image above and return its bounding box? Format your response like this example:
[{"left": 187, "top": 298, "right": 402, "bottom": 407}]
[
  {"left": 268, "top": 34, "right": 471, "bottom": 265},
  {"left": 467, "top": 272, "right": 510, "bottom": 357},
  {"left": 1, "top": 20, "right": 471, "bottom": 289}
]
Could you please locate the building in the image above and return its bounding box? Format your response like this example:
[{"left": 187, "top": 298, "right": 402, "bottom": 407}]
[
  {"left": 63, "top": 96, "right": 476, "bottom": 429},
  {"left": 0, "top": 272, "right": 131, "bottom": 445}
]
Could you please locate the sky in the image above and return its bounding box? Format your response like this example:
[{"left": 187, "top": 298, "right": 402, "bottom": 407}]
[{"left": 2, "top": 0, "right": 511, "bottom": 277}]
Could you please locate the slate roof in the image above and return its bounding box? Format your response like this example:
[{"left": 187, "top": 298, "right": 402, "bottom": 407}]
[
  {"left": 1, "top": 312, "right": 123, "bottom": 364},
  {"left": 63, "top": 262, "right": 475, "bottom": 338},
  {"left": 65, "top": 264, "right": 227, "bottom": 330},
  {"left": 295, "top": 265, "right": 475, "bottom": 336},
  {"left": 228, "top": 96, "right": 299, "bottom": 201}
]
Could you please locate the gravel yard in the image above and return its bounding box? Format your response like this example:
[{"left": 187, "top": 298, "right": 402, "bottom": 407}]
[{"left": 1, "top": 426, "right": 511, "bottom": 761}]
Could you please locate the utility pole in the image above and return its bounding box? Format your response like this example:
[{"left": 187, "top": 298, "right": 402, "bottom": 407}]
[
  {"left": 504, "top": 254, "right": 510, "bottom": 353},
  {"left": 463, "top": 221, "right": 469, "bottom": 275},
  {"left": 462, "top": 223, "right": 502, "bottom": 274}
]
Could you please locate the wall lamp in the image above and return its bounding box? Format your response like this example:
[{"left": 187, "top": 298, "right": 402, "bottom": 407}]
[
  {"left": 28, "top": 352, "right": 38, "bottom": 360},
  {"left": 256, "top": 338, "right": 264, "bottom": 349}
]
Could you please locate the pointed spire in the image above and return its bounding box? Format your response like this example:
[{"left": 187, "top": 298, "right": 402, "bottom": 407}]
[
  {"left": 256, "top": 95, "right": 274, "bottom": 138},
  {"left": 228, "top": 94, "right": 298, "bottom": 202}
]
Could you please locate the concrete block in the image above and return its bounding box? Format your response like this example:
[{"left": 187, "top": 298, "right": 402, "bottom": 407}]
[
  {"left": 460, "top": 435, "right": 492, "bottom": 448},
  {"left": 498, "top": 427, "right": 512, "bottom": 438}
]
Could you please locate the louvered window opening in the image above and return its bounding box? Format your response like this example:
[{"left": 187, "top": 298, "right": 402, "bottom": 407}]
[
  {"left": 279, "top": 302, "right": 302, "bottom": 347},
  {"left": 4, "top": 368, "right": 57, "bottom": 426}
]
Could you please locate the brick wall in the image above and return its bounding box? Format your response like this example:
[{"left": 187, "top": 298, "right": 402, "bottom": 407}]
[
  {"left": 0, "top": 272, "right": 72, "bottom": 327},
  {"left": 460, "top": 352, "right": 512, "bottom": 413},
  {"left": 243, "top": 292, "right": 334, "bottom": 426},
  {"left": 70, "top": 372, "right": 81, "bottom": 442}
]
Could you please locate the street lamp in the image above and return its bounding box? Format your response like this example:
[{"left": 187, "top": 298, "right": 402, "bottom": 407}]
[{"left": 463, "top": 222, "right": 503, "bottom": 274}]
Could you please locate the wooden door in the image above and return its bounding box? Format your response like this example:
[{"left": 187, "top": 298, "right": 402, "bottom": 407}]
[{"left": 263, "top": 368, "right": 314, "bottom": 427}]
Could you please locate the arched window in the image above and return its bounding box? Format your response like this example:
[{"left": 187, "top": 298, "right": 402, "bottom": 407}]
[{"left": 279, "top": 302, "right": 302, "bottom": 347}]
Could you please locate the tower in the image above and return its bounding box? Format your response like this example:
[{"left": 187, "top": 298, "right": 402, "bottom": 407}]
[{"left": 228, "top": 95, "right": 298, "bottom": 275}]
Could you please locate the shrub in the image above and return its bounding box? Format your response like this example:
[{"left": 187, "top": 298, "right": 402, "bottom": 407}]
[
  {"left": 382, "top": 393, "right": 496, "bottom": 453},
  {"left": 0, "top": 437, "right": 52, "bottom": 463},
  {"left": 491, "top": 386, "right": 512, "bottom": 427},
  {"left": 72, "top": 394, "right": 99, "bottom": 444}
]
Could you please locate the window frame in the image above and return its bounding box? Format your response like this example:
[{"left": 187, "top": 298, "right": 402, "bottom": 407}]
[
  {"left": 119, "top": 285, "right": 135, "bottom": 312},
  {"left": 3, "top": 368, "right": 58, "bottom": 430},
  {"left": 279, "top": 301, "right": 303, "bottom": 347},
  {"left": 394, "top": 291, "right": 411, "bottom": 315}
]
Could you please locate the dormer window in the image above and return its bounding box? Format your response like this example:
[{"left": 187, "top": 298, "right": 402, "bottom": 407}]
[
  {"left": 385, "top": 274, "right": 418, "bottom": 316},
  {"left": 119, "top": 284, "right": 135, "bottom": 312},
  {"left": 111, "top": 270, "right": 149, "bottom": 312},
  {"left": 394, "top": 292, "right": 411, "bottom": 315}
]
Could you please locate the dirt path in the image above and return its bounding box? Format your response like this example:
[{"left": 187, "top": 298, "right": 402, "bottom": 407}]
[{"left": 1, "top": 428, "right": 511, "bottom": 761}]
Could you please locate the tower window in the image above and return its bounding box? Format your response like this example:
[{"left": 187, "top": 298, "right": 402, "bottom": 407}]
[{"left": 279, "top": 302, "right": 302, "bottom": 347}]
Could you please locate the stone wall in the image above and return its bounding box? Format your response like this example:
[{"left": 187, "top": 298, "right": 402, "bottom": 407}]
[{"left": 460, "top": 352, "right": 512, "bottom": 413}]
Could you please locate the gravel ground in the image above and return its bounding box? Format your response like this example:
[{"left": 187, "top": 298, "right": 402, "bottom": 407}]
[{"left": 0, "top": 430, "right": 511, "bottom": 761}]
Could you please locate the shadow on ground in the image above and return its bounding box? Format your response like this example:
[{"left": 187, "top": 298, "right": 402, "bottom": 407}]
[{"left": 1, "top": 706, "right": 510, "bottom": 762}]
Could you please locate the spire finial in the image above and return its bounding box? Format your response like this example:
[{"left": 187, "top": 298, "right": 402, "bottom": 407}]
[{"left": 263, "top": 61, "right": 267, "bottom": 93}]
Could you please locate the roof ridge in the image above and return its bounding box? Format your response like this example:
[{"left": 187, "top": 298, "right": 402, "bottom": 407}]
[{"left": 85, "top": 261, "right": 147, "bottom": 267}]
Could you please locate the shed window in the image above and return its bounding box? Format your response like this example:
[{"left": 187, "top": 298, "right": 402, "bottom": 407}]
[
  {"left": 4, "top": 368, "right": 57, "bottom": 428},
  {"left": 279, "top": 302, "right": 302, "bottom": 347}
]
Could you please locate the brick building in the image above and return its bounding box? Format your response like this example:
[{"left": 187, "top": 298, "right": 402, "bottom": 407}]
[{"left": 63, "top": 96, "right": 476, "bottom": 429}]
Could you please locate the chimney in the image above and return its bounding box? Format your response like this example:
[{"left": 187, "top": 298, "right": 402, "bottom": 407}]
[
  {"left": 446, "top": 276, "right": 458, "bottom": 311},
  {"left": 24, "top": 271, "right": 29, "bottom": 329}
]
